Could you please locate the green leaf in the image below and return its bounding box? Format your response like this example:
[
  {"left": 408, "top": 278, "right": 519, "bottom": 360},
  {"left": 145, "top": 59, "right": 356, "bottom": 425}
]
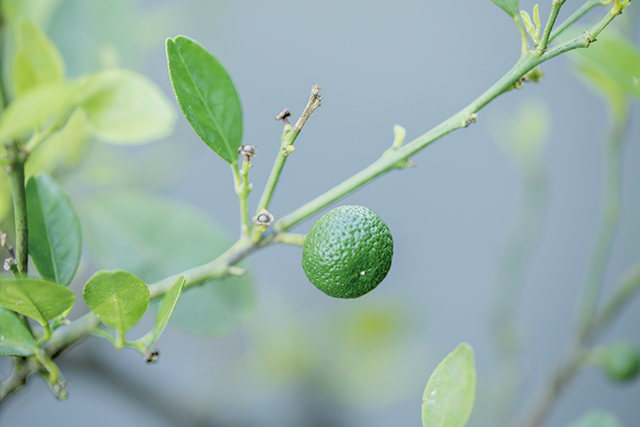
[
  {"left": 166, "top": 36, "right": 243, "bottom": 164},
  {"left": 490, "top": 0, "right": 519, "bottom": 18},
  {"left": 26, "top": 173, "right": 82, "bottom": 286},
  {"left": 144, "top": 275, "right": 185, "bottom": 349},
  {"left": 566, "top": 409, "right": 622, "bottom": 427},
  {"left": 80, "top": 190, "right": 255, "bottom": 337},
  {"left": 12, "top": 16, "right": 65, "bottom": 96},
  {"left": 0, "top": 307, "right": 38, "bottom": 356},
  {"left": 78, "top": 68, "right": 176, "bottom": 144},
  {"left": 422, "top": 343, "right": 476, "bottom": 427},
  {"left": 0, "top": 278, "right": 75, "bottom": 327},
  {"left": 83, "top": 270, "right": 150, "bottom": 335},
  {"left": 0, "top": 82, "right": 75, "bottom": 143},
  {"left": 25, "top": 108, "right": 92, "bottom": 177},
  {"left": 1, "top": 0, "right": 64, "bottom": 29},
  {"left": 572, "top": 32, "right": 640, "bottom": 113}
]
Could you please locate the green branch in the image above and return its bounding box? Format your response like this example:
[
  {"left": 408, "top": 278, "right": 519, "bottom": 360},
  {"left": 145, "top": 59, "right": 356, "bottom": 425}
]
[
  {"left": 6, "top": 140, "right": 28, "bottom": 275},
  {"left": 549, "top": 0, "right": 605, "bottom": 43},
  {"left": 538, "top": 0, "right": 567, "bottom": 52}
]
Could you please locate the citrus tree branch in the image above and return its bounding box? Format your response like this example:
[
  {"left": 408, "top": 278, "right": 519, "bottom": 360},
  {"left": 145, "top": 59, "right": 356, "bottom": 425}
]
[
  {"left": 0, "top": 1, "right": 630, "bottom": 405},
  {"left": 5, "top": 140, "right": 28, "bottom": 275},
  {"left": 549, "top": 0, "right": 606, "bottom": 43},
  {"left": 538, "top": 0, "right": 567, "bottom": 52}
]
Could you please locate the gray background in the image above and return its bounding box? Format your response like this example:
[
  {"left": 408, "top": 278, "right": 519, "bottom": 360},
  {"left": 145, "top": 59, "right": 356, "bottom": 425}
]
[{"left": 1, "top": 0, "right": 639, "bottom": 426}]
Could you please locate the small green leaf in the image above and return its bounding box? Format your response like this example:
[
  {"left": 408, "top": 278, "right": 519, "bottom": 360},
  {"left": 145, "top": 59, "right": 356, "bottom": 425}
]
[
  {"left": 0, "top": 307, "right": 38, "bottom": 356},
  {"left": 490, "top": 0, "right": 519, "bottom": 18},
  {"left": 422, "top": 343, "right": 476, "bottom": 427},
  {"left": 25, "top": 108, "right": 92, "bottom": 176},
  {"left": 78, "top": 68, "right": 176, "bottom": 144},
  {"left": 0, "top": 278, "right": 75, "bottom": 327},
  {"left": 145, "top": 275, "right": 185, "bottom": 349},
  {"left": 12, "top": 16, "right": 65, "bottom": 96},
  {"left": 80, "top": 190, "right": 255, "bottom": 337},
  {"left": 566, "top": 409, "right": 622, "bottom": 427},
  {"left": 0, "top": 82, "right": 75, "bottom": 143},
  {"left": 83, "top": 270, "right": 150, "bottom": 336},
  {"left": 26, "top": 173, "right": 82, "bottom": 286},
  {"left": 167, "top": 36, "right": 243, "bottom": 163}
]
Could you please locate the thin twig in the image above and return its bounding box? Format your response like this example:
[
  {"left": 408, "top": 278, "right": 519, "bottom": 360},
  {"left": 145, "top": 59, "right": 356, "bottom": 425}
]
[{"left": 293, "top": 84, "right": 322, "bottom": 132}]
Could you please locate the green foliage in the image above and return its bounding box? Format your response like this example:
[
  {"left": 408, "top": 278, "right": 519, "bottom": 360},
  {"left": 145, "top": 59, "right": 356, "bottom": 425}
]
[
  {"left": 77, "top": 69, "right": 176, "bottom": 144},
  {"left": 302, "top": 205, "right": 394, "bottom": 299},
  {"left": 572, "top": 31, "right": 640, "bottom": 115},
  {"left": 566, "top": 409, "right": 623, "bottom": 427},
  {"left": 490, "top": 0, "right": 519, "bottom": 18},
  {"left": 166, "top": 36, "right": 243, "bottom": 164},
  {"left": 602, "top": 342, "right": 640, "bottom": 382},
  {"left": 135, "top": 276, "right": 185, "bottom": 350},
  {"left": 26, "top": 173, "right": 81, "bottom": 286},
  {"left": 0, "top": 278, "right": 75, "bottom": 329},
  {"left": 0, "top": 81, "right": 75, "bottom": 142},
  {"left": 12, "top": 17, "right": 65, "bottom": 96},
  {"left": 83, "top": 270, "right": 150, "bottom": 342},
  {"left": 422, "top": 343, "right": 476, "bottom": 427},
  {"left": 0, "top": 307, "right": 39, "bottom": 357},
  {"left": 80, "top": 191, "right": 255, "bottom": 336}
]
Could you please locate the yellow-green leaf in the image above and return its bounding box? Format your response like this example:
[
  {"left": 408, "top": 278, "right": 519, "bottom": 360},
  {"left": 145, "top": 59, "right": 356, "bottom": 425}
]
[
  {"left": 0, "top": 307, "right": 38, "bottom": 357},
  {"left": 0, "top": 278, "right": 75, "bottom": 326}
]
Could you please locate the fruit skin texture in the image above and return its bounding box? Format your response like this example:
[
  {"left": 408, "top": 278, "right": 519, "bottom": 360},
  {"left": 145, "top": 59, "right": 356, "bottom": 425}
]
[
  {"left": 302, "top": 205, "right": 394, "bottom": 299},
  {"left": 603, "top": 342, "right": 640, "bottom": 382}
]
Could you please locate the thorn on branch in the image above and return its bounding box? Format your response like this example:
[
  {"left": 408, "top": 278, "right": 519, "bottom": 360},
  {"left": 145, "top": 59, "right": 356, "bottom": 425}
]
[{"left": 293, "top": 84, "right": 322, "bottom": 132}]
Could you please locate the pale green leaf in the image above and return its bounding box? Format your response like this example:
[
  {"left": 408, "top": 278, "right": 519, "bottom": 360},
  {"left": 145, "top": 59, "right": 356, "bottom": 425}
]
[
  {"left": 26, "top": 173, "right": 81, "bottom": 286},
  {"left": 78, "top": 68, "right": 176, "bottom": 144},
  {"left": 25, "top": 108, "right": 92, "bottom": 176},
  {"left": 12, "top": 16, "right": 65, "bottom": 96},
  {"left": 1, "top": 0, "right": 64, "bottom": 29},
  {"left": 145, "top": 275, "right": 185, "bottom": 349},
  {"left": 167, "top": 36, "right": 243, "bottom": 164},
  {"left": 566, "top": 409, "right": 622, "bottom": 427},
  {"left": 83, "top": 270, "right": 150, "bottom": 334},
  {"left": 0, "top": 307, "right": 38, "bottom": 356},
  {"left": 80, "top": 190, "right": 255, "bottom": 337},
  {"left": 422, "top": 343, "right": 476, "bottom": 427},
  {"left": 0, "top": 82, "right": 75, "bottom": 143},
  {"left": 490, "top": 0, "right": 519, "bottom": 18},
  {"left": 0, "top": 278, "right": 75, "bottom": 326}
]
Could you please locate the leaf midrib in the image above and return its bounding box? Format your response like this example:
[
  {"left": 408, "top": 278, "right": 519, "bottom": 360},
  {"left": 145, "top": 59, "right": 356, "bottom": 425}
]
[{"left": 173, "top": 41, "right": 234, "bottom": 161}]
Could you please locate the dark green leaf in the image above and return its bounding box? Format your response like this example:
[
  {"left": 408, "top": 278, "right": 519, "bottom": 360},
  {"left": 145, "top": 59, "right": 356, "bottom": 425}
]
[
  {"left": 83, "top": 270, "right": 150, "bottom": 335},
  {"left": 0, "top": 278, "right": 75, "bottom": 326},
  {"left": 26, "top": 173, "right": 81, "bottom": 286},
  {"left": 0, "top": 82, "right": 75, "bottom": 142},
  {"left": 145, "top": 275, "right": 185, "bottom": 349},
  {"left": 167, "top": 36, "right": 243, "bottom": 163},
  {"left": 0, "top": 307, "right": 38, "bottom": 356},
  {"left": 490, "top": 0, "right": 519, "bottom": 18},
  {"left": 422, "top": 343, "right": 476, "bottom": 427},
  {"left": 80, "top": 190, "right": 255, "bottom": 336},
  {"left": 12, "top": 16, "right": 65, "bottom": 96},
  {"left": 566, "top": 409, "right": 622, "bottom": 427},
  {"left": 77, "top": 69, "right": 176, "bottom": 144}
]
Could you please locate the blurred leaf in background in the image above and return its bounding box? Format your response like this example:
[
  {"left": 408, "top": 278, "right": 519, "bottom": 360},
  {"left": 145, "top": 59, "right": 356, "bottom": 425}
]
[{"left": 80, "top": 190, "right": 255, "bottom": 337}]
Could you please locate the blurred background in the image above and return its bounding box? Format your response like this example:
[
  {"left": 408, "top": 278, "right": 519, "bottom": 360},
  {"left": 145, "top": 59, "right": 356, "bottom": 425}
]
[{"left": 0, "top": 0, "right": 639, "bottom": 426}]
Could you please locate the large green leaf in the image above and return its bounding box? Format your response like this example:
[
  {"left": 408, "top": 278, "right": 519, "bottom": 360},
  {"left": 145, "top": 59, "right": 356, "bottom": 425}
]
[
  {"left": 566, "top": 409, "right": 622, "bottom": 427},
  {"left": 0, "top": 82, "right": 75, "bottom": 143},
  {"left": 422, "top": 343, "right": 476, "bottom": 427},
  {"left": 80, "top": 190, "right": 255, "bottom": 336},
  {"left": 490, "top": 0, "right": 519, "bottom": 18},
  {"left": 83, "top": 270, "right": 150, "bottom": 334},
  {"left": 0, "top": 307, "right": 39, "bottom": 356},
  {"left": 0, "top": 278, "right": 75, "bottom": 326},
  {"left": 26, "top": 173, "right": 81, "bottom": 286},
  {"left": 143, "top": 275, "right": 185, "bottom": 349},
  {"left": 12, "top": 16, "right": 65, "bottom": 96},
  {"left": 77, "top": 68, "right": 176, "bottom": 144},
  {"left": 166, "top": 36, "right": 243, "bottom": 164}
]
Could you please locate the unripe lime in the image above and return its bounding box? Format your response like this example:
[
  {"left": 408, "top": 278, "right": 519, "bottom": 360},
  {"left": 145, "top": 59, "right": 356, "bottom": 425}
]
[
  {"left": 302, "top": 205, "right": 394, "bottom": 299},
  {"left": 603, "top": 342, "right": 640, "bottom": 382}
]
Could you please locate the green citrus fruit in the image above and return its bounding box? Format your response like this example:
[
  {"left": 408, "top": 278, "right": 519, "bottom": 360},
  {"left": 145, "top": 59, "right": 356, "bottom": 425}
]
[
  {"left": 603, "top": 342, "right": 640, "bottom": 382},
  {"left": 302, "top": 205, "right": 394, "bottom": 299}
]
